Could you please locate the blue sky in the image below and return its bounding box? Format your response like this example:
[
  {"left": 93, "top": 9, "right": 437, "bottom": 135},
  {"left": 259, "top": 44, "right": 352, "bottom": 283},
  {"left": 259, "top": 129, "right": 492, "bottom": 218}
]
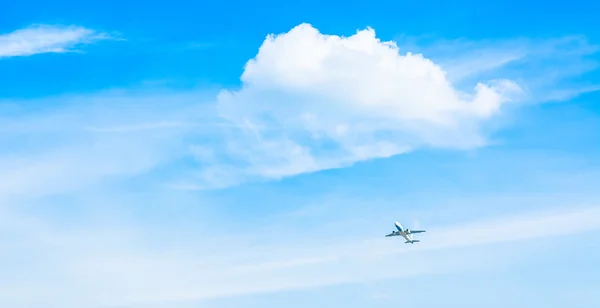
[{"left": 1, "top": 1, "right": 600, "bottom": 307}]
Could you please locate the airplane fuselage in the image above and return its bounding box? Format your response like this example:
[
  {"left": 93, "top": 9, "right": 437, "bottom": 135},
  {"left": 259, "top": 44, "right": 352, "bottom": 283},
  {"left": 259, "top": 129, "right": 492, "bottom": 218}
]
[{"left": 395, "top": 222, "right": 414, "bottom": 242}]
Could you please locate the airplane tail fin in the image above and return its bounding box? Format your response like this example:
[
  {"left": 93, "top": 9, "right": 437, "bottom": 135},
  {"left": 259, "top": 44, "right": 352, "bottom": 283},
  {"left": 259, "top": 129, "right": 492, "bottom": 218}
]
[{"left": 405, "top": 240, "right": 420, "bottom": 243}]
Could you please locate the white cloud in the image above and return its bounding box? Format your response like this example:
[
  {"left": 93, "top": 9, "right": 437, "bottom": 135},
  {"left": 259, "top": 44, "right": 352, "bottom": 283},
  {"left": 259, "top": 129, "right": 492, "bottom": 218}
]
[
  {"left": 0, "top": 24, "right": 112, "bottom": 58},
  {"left": 177, "top": 23, "right": 523, "bottom": 187},
  {"left": 174, "top": 24, "right": 600, "bottom": 189}
]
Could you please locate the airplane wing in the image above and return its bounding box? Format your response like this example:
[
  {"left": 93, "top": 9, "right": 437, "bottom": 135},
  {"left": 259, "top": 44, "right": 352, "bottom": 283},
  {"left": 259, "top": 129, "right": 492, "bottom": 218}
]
[
  {"left": 385, "top": 231, "right": 400, "bottom": 237},
  {"left": 407, "top": 230, "right": 426, "bottom": 234}
]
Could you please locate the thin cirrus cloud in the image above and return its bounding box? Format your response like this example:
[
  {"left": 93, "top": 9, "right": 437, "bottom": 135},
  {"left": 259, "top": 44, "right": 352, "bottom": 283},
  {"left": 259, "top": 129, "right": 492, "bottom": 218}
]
[
  {"left": 393, "top": 35, "right": 600, "bottom": 102},
  {"left": 2, "top": 202, "right": 599, "bottom": 307},
  {"left": 0, "top": 24, "right": 114, "bottom": 59},
  {"left": 0, "top": 89, "right": 214, "bottom": 198}
]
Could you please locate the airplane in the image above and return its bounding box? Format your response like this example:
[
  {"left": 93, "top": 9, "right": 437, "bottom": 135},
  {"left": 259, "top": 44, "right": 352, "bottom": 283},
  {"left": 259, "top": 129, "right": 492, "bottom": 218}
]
[{"left": 385, "top": 221, "right": 426, "bottom": 243}]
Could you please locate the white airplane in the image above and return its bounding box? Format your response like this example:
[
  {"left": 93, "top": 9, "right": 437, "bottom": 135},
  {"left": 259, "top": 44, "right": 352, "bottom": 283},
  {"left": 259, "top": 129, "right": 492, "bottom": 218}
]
[{"left": 385, "top": 221, "right": 426, "bottom": 243}]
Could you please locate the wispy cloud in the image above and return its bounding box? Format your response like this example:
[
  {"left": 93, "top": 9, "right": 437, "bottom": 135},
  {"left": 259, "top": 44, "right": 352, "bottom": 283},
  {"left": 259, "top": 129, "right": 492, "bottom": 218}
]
[
  {"left": 394, "top": 35, "right": 600, "bottom": 102},
  {"left": 1, "top": 202, "right": 599, "bottom": 307},
  {"left": 0, "top": 89, "right": 215, "bottom": 198},
  {"left": 0, "top": 24, "right": 114, "bottom": 59},
  {"left": 85, "top": 121, "right": 191, "bottom": 132}
]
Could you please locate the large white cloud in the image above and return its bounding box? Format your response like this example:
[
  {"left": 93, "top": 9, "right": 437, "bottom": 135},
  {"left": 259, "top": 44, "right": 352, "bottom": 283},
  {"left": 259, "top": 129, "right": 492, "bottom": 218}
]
[{"left": 201, "top": 23, "right": 522, "bottom": 185}]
